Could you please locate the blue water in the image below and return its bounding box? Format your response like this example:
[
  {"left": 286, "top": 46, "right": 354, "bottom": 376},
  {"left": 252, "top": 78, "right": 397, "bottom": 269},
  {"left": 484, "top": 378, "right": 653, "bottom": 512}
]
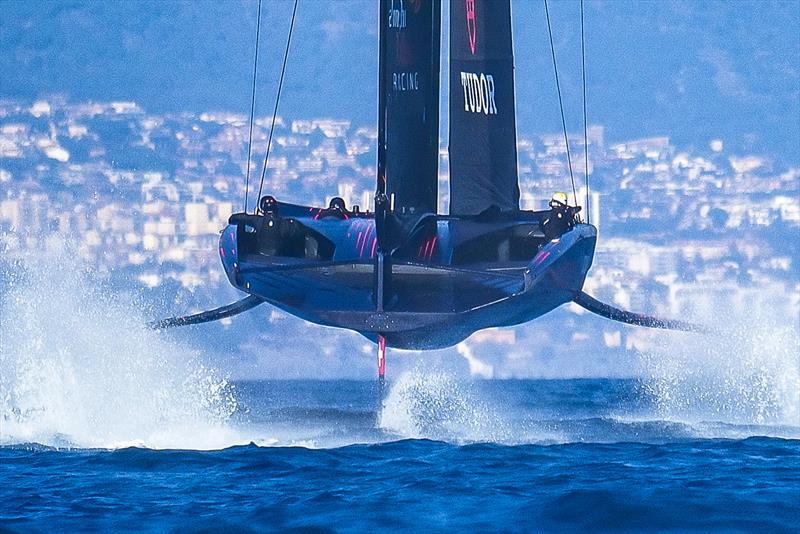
[{"left": 2, "top": 379, "right": 799, "bottom": 533}]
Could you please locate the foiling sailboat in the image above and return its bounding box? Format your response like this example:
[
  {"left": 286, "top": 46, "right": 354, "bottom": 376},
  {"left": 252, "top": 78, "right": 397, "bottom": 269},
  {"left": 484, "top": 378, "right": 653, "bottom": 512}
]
[{"left": 152, "top": 0, "right": 702, "bottom": 384}]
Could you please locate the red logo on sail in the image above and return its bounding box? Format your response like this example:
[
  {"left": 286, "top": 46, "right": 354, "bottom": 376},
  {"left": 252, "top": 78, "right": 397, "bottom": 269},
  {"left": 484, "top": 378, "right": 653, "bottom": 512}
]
[{"left": 466, "top": 0, "right": 477, "bottom": 55}]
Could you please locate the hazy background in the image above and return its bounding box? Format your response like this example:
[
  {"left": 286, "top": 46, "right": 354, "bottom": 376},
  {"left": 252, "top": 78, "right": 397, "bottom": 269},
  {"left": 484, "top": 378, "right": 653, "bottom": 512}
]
[
  {"left": 1, "top": 0, "right": 798, "bottom": 380},
  {"left": 2, "top": 0, "right": 798, "bottom": 160}
]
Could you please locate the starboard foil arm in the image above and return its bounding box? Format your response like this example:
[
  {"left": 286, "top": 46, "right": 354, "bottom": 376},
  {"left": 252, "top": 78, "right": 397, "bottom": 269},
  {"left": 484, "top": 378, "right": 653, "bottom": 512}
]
[
  {"left": 148, "top": 295, "right": 265, "bottom": 330},
  {"left": 573, "top": 291, "right": 707, "bottom": 333}
]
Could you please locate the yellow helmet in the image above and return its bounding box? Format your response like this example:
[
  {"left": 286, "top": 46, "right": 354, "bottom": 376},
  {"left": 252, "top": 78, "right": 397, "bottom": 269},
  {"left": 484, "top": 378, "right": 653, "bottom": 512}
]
[{"left": 550, "top": 191, "right": 568, "bottom": 207}]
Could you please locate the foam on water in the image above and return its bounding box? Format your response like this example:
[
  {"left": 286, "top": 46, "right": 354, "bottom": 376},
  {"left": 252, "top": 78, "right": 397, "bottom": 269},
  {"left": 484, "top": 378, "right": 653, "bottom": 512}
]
[
  {"left": 637, "top": 298, "right": 800, "bottom": 433},
  {"left": 3, "top": 239, "right": 797, "bottom": 450},
  {"left": 0, "top": 240, "right": 244, "bottom": 450},
  {"left": 379, "top": 368, "right": 520, "bottom": 443}
]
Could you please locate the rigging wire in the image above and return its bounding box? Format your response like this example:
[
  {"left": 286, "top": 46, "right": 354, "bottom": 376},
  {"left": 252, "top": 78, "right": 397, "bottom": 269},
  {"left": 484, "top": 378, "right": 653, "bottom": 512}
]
[
  {"left": 255, "top": 0, "right": 299, "bottom": 213},
  {"left": 243, "top": 0, "right": 263, "bottom": 214},
  {"left": 543, "top": 0, "right": 578, "bottom": 209},
  {"left": 580, "top": 0, "right": 589, "bottom": 223}
]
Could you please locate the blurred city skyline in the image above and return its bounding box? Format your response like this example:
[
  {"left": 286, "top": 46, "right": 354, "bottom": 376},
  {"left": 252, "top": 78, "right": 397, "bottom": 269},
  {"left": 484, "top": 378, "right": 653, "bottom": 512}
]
[
  {"left": 0, "top": 0, "right": 798, "bottom": 378},
  {"left": 1, "top": 96, "right": 797, "bottom": 378},
  {"left": 2, "top": 0, "right": 798, "bottom": 159}
]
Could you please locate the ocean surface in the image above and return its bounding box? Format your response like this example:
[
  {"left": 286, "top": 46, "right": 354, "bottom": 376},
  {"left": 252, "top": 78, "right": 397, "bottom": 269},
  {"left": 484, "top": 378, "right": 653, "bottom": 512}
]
[
  {"left": 2, "top": 246, "right": 799, "bottom": 532},
  {"left": 2, "top": 378, "right": 799, "bottom": 533}
]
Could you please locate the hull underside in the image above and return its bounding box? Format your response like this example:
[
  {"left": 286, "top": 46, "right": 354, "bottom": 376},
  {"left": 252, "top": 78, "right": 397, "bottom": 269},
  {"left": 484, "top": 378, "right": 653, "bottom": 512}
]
[{"left": 221, "top": 209, "right": 596, "bottom": 349}]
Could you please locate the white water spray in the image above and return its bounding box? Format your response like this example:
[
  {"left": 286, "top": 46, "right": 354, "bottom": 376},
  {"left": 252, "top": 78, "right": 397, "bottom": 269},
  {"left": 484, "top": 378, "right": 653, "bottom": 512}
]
[
  {"left": 638, "top": 297, "right": 800, "bottom": 431},
  {"left": 0, "top": 239, "right": 243, "bottom": 449},
  {"left": 378, "top": 367, "right": 511, "bottom": 443}
]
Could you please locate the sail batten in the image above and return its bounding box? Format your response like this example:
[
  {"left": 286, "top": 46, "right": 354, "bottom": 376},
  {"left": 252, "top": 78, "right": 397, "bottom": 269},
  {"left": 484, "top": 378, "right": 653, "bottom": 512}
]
[{"left": 448, "top": 0, "right": 520, "bottom": 215}]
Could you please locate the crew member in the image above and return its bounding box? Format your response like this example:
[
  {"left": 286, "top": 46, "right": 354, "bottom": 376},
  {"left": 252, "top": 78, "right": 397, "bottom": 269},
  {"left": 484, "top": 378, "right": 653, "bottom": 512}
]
[
  {"left": 541, "top": 191, "right": 576, "bottom": 240},
  {"left": 259, "top": 195, "right": 278, "bottom": 216},
  {"left": 317, "top": 197, "right": 349, "bottom": 219},
  {"left": 256, "top": 195, "right": 302, "bottom": 256}
]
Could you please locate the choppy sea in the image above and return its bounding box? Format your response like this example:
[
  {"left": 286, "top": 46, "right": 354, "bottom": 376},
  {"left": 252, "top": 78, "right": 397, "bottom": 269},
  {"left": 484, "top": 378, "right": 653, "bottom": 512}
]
[
  {"left": 2, "top": 377, "right": 799, "bottom": 533},
  {"left": 2, "top": 244, "right": 799, "bottom": 532}
]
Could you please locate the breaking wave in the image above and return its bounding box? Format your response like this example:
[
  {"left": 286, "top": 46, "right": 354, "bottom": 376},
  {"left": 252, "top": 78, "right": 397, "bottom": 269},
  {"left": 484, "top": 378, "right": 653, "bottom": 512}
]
[
  {"left": 378, "top": 369, "right": 508, "bottom": 443},
  {"left": 2, "top": 238, "right": 796, "bottom": 450},
  {"left": 0, "top": 239, "right": 242, "bottom": 450},
  {"left": 637, "top": 298, "right": 800, "bottom": 430}
]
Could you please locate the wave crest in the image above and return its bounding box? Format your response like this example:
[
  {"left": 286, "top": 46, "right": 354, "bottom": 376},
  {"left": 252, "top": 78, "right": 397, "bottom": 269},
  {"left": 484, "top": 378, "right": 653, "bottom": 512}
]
[{"left": 0, "top": 239, "right": 240, "bottom": 449}]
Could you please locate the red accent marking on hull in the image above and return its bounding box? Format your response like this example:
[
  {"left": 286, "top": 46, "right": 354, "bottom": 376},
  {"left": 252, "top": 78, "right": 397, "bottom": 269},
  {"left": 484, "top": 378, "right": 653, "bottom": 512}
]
[
  {"left": 533, "top": 250, "right": 551, "bottom": 266},
  {"left": 428, "top": 236, "right": 438, "bottom": 260},
  {"left": 359, "top": 226, "right": 372, "bottom": 257},
  {"left": 378, "top": 335, "right": 386, "bottom": 378}
]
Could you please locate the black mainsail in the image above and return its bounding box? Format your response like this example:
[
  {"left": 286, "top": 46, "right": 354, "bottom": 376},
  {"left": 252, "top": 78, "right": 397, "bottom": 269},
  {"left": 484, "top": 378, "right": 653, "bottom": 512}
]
[
  {"left": 449, "top": 0, "right": 520, "bottom": 215},
  {"left": 378, "top": 0, "right": 441, "bottom": 215}
]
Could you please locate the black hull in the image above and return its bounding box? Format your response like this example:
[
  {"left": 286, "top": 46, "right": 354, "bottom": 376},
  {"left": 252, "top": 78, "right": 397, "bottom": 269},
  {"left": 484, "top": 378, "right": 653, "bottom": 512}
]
[{"left": 219, "top": 203, "right": 596, "bottom": 349}]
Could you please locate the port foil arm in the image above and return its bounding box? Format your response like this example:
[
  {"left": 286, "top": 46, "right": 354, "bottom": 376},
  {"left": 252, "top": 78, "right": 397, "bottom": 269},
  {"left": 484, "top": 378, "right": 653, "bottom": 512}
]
[
  {"left": 573, "top": 291, "right": 707, "bottom": 333},
  {"left": 148, "top": 295, "right": 265, "bottom": 330}
]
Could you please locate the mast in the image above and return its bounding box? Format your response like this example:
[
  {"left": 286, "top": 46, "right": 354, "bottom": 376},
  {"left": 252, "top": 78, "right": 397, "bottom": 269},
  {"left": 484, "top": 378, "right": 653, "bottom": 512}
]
[
  {"left": 375, "top": 0, "right": 442, "bottom": 312},
  {"left": 377, "top": 0, "right": 388, "bottom": 200},
  {"left": 376, "top": 0, "right": 442, "bottom": 215}
]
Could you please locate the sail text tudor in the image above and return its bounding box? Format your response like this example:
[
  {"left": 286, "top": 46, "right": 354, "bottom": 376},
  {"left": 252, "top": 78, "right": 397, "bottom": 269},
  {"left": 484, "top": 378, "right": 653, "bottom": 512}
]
[{"left": 460, "top": 72, "right": 497, "bottom": 114}]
